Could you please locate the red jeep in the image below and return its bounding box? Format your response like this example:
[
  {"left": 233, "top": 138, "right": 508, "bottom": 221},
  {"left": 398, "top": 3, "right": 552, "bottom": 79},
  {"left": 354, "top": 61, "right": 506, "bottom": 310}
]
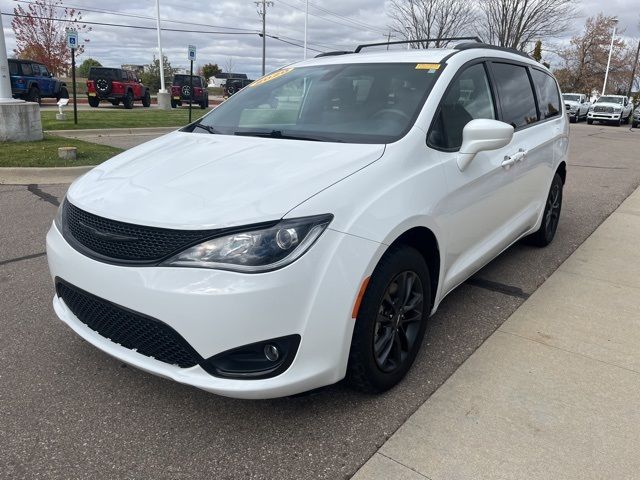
[
  {"left": 170, "top": 74, "right": 209, "bottom": 109},
  {"left": 87, "top": 67, "right": 151, "bottom": 109}
]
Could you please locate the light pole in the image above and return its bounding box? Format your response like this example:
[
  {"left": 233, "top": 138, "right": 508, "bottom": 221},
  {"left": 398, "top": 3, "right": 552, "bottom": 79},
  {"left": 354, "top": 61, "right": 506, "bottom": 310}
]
[
  {"left": 602, "top": 18, "right": 618, "bottom": 96},
  {"left": 0, "top": 11, "right": 43, "bottom": 141},
  {"left": 256, "top": 0, "right": 274, "bottom": 76},
  {"left": 155, "top": 0, "right": 171, "bottom": 109},
  {"left": 303, "top": 0, "right": 308, "bottom": 60}
]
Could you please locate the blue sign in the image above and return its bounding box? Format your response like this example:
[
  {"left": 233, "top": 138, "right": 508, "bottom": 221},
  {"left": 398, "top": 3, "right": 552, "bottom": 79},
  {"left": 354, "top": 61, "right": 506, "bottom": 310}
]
[
  {"left": 67, "top": 31, "right": 78, "bottom": 50},
  {"left": 188, "top": 45, "right": 197, "bottom": 62}
]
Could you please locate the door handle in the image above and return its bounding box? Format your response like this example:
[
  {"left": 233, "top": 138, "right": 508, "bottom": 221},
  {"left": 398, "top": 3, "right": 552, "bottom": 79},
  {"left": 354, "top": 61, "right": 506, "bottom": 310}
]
[{"left": 502, "top": 149, "right": 527, "bottom": 168}]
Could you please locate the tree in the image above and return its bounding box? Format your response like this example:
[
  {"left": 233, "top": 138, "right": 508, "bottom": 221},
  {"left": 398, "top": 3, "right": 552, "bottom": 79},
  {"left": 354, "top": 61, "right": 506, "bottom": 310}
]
[
  {"left": 77, "top": 58, "right": 102, "bottom": 78},
  {"left": 11, "top": 0, "right": 90, "bottom": 76},
  {"left": 477, "top": 0, "right": 577, "bottom": 51},
  {"left": 532, "top": 40, "right": 542, "bottom": 62},
  {"left": 201, "top": 63, "right": 221, "bottom": 82},
  {"left": 388, "top": 0, "right": 476, "bottom": 48},
  {"left": 224, "top": 57, "right": 236, "bottom": 74},
  {"left": 556, "top": 14, "right": 634, "bottom": 95},
  {"left": 140, "top": 55, "right": 176, "bottom": 93}
]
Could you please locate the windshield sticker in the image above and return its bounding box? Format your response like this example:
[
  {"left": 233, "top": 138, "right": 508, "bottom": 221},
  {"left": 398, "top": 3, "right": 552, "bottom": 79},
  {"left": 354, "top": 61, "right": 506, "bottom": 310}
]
[
  {"left": 249, "top": 68, "right": 294, "bottom": 87},
  {"left": 415, "top": 63, "right": 440, "bottom": 70}
]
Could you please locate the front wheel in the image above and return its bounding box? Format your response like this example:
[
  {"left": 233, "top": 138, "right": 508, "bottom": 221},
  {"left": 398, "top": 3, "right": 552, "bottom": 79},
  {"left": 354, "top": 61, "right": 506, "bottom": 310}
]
[
  {"left": 587, "top": 118, "right": 593, "bottom": 125},
  {"left": 142, "top": 90, "right": 151, "bottom": 108},
  {"left": 346, "top": 246, "right": 430, "bottom": 393},
  {"left": 27, "top": 87, "right": 41, "bottom": 104},
  {"left": 57, "top": 87, "right": 69, "bottom": 101},
  {"left": 526, "top": 173, "right": 563, "bottom": 247},
  {"left": 633, "top": 121, "right": 639, "bottom": 129}
]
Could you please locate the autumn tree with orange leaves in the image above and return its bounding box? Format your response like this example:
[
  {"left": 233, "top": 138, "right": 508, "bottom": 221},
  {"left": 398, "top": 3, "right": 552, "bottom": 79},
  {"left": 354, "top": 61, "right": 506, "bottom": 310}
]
[{"left": 11, "top": 0, "right": 90, "bottom": 76}]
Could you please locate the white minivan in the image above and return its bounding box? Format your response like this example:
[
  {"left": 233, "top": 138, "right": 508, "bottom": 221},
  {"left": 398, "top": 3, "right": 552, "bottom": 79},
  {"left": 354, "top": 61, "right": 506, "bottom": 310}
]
[{"left": 47, "top": 41, "right": 569, "bottom": 399}]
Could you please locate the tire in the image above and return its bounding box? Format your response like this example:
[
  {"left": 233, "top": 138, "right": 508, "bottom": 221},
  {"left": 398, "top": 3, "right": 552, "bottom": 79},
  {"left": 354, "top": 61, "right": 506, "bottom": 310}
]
[
  {"left": 587, "top": 118, "right": 593, "bottom": 125},
  {"left": 200, "top": 99, "right": 207, "bottom": 109},
  {"left": 57, "top": 87, "right": 69, "bottom": 101},
  {"left": 95, "top": 78, "right": 112, "bottom": 96},
  {"left": 171, "top": 100, "right": 178, "bottom": 109},
  {"left": 615, "top": 118, "right": 622, "bottom": 127},
  {"left": 633, "top": 121, "right": 639, "bottom": 129},
  {"left": 346, "top": 246, "right": 431, "bottom": 393},
  {"left": 526, "top": 173, "right": 563, "bottom": 247},
  {"left": 88, "top": 96, "right": 100, "bottom": 108},
  {"left": 27, "top": 86, "right": 41, "bottom": 104},
  {"left": 624, "top": 114, "right": 630, "bottom": 125},
  {"left": 570, "top": 115, "right": 577, "bottom": 123},
  {"left": 142, "top": 90, "right": 151, "bottom": 108},
  {"left": 123, "top": 91, "right": 134, "bottom": 109}
]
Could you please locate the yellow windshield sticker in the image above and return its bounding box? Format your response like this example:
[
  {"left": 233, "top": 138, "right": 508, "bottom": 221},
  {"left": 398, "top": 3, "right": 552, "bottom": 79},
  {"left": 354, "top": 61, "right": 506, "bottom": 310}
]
[
  {"left": 415, "top": 63, "right": 440, "bottom": 70},
  {"left": 249, "top": 67, "right": 294, "bottom": 87}
]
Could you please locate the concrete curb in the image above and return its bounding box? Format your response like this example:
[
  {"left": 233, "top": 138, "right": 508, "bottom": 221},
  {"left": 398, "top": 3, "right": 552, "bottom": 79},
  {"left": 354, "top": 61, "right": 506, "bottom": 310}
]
[{"left": 0, "top": 166, "right": 93, "bottom": 185}]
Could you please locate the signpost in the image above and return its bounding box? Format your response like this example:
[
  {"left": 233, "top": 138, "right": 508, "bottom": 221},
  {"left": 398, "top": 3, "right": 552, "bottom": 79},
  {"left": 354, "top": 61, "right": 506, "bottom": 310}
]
[
  {"left": 188, "top": 45, "right": 196, "bottom": 123},
  {"left": 66, "top": 29, "right": 79, "bottom": 125}
]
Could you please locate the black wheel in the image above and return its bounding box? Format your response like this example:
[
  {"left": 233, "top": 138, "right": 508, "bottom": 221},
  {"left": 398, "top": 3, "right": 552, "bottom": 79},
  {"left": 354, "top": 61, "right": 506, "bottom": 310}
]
[
  {"left": 171, "top": 100, "right": 178, "bottom": 109},
  {"left": 526, "top": 173, "right": 563, "bottom": 247},
  {"left": 123, "top": 91, "right": 134, "bottom": 109},
  {"left": 347, "top": 246, "right": 430, "bottom": 393},
  {"left": 200, "top": 99, "right": 207, "bottom": 109},
  {"left": 633, "top": 121, "right": 639, "bottom": 129},
  {"left": 88, "top": 96, "right": 100, "bottom": 108},
  {"left": 614, "top": 118, "right": 622, "bottom": 127},
  {"left": 570, "top": 115, "right": 577, "bottom": 123},
  {"left": 624, "top": 114, "right": 630, "bottom": 125},
  {"left": 57, "top": 87, "right": 69, "bottom": 101},
  {"left": 95, "top": 78, "right": 111, "bottom": 96},
  {"left": 27, "top": 86, "right": 41, "bottom": 104},
  {"left": 142, "top": 90, "right": 151, "bottom": 108},
  {"left": 587, "top": 118, "right": 593, "bottom": 125}
]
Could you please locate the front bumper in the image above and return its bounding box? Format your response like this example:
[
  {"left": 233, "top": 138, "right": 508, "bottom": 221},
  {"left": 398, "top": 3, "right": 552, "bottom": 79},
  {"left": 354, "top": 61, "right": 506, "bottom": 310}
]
[
  {"left": 587, "top": 111, "right": 621, "bottom": 120},
  {"left": 46, "top": 222, "right": 382, "bottom": 399}
]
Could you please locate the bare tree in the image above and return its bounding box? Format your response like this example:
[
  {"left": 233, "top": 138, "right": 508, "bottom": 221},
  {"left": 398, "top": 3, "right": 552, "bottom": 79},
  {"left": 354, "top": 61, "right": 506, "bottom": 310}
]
[
  {"left": 388, "top": 0, "right": 477, "bottom": 48},
  {"left": 478, "top": 0, "right": 577, "bottom": 51},
  {"left": 224, "top": 57, "right": 236, "bottom": 74},
  {"left": 555, "top": 14, "right": 634, "bottom": 95}
]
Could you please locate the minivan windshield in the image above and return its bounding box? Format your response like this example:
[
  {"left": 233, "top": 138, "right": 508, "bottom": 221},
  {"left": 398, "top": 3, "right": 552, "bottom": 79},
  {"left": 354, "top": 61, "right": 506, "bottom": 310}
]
[
  {"left": 195, "top": 63, "right": 440, "bottom": 143},
  {"left": 562, "top": 94, "right": 580, "bottom": 102},
  {"left": 597, "top": 96, "right": 623, "bottom": 104}
]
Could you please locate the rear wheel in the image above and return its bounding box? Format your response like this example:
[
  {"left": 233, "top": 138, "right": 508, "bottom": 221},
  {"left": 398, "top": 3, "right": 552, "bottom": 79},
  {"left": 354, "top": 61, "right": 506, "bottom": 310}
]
[
  {"left": 346, "top": 246, "right": 430, "bottom": 393},
  {"left": 526, "top": 173, "right": 563, "bottom": 247},
  {"left": 88, "top": 96, "right": 100, "bottom": 108},
  {"left": 171, "top": 100, "right": 178, "bottom": 108},
  {"left": 56, "top": 87, "right": 69, "bottom": 101},
  {"left": 27, "top": 87, "right": 41, "bottom": 104},
  {"left": 142, "top": 90, "right": 151, "bottom": 108},
  {"left": 123, "top": 91, "right": 134, "bottom": 109}
]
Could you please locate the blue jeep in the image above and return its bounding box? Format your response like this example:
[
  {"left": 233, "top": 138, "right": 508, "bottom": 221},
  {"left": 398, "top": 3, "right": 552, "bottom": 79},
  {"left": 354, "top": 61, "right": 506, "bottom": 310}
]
[{"left": 8, "top": 59, "right": 69, "bottom": 104}]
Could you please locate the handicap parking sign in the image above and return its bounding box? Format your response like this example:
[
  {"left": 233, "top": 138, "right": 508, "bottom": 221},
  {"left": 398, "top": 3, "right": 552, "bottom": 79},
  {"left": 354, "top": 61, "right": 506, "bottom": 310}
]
[
  {"left": 67, "top": 31, "right": 78, "bottom": 50},
  {"left": 188, "top": 45, "right": 197, "bottom": 62}
]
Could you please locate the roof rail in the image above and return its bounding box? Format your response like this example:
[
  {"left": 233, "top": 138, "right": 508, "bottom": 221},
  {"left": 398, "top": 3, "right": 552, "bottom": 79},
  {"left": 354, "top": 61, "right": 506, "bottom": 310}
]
[
  {"left": 454, "top": 42, "right": 533, "bottom": 60},
  {"left": 315, "top": 51, "right": 353, "bottom": 58},
  {"left": 354, "top": 37, "right": 482, "bottom": 53}
]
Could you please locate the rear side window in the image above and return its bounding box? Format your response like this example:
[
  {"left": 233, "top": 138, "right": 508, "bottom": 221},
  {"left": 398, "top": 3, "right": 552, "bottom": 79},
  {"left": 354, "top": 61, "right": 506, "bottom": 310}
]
[
  {"left": 9, "top": 61, "right": 18, "bottom": 75},
  {"left": 428, "top": 63, "right": 496, "bottom": 150},
  {"left": 491, "top": 63, "right": 538, "bottom": 128},
  {"left": 21, "top": 63, "right": 33, "bottom": 76},
  {"left": 531, "top": 69, "right": 560, "bottom": 119}
]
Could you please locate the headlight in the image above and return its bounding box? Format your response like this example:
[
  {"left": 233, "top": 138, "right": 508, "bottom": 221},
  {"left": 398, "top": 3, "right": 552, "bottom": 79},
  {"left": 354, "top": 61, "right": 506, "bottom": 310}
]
[
  {"left": 54, "top": 196, "right": 66, "bottom": 230},
  {"left": 613, "top": 107, "right": 622, "bottom": 112},
  {"left": 163, "top": 214, "right": 333, "bottom": 272}
]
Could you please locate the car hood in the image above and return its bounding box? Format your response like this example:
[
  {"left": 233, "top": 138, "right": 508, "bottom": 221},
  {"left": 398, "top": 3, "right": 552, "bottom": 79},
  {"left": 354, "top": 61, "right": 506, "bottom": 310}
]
[
  {"left": 594, "top": 102, "right": 623, "bottom": 108},
  {"left": 67, "top": 131, "right": 385, "bottom": 229}
]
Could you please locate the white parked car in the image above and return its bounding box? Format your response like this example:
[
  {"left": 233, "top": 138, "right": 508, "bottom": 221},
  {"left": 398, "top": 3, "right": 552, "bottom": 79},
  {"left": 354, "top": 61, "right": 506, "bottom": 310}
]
[
  {"left": 47, "top": 41, "right": 569, "bottom": 399},
  {"left": 632, "top": 106, "right": 640, "bottom": 129},
  {"left": 208, "top": 72, "right": 248, "bottom": 89},
  {"left": 587, "top": 95, "right": 634, "bottom": 126},
  {"left": 562, "top": 93, "right": 590, "bottom": 123}
]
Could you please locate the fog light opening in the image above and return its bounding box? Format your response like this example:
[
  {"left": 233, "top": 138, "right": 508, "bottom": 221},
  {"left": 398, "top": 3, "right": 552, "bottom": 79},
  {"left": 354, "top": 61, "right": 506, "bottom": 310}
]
[{"left": 264, "top": 344, "right": 280, "bottom": 362}]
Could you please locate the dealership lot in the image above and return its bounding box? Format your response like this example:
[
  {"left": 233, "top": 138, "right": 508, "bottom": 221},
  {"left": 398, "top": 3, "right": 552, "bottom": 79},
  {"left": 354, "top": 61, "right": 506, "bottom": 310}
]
[{"left": 1, "top": 123, "right": 639, "bottom": 479}]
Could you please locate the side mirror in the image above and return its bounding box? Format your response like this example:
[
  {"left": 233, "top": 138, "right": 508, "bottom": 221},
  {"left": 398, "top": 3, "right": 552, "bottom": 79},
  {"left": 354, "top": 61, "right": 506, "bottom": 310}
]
[{"left": 457, "top": 119, "right": 514, "bottom": 171}]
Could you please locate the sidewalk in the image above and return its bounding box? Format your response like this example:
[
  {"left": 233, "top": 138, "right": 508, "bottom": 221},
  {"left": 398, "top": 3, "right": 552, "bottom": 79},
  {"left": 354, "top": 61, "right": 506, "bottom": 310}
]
[{"left": 354, "top": 187, "right": 640, "bottom": 480}]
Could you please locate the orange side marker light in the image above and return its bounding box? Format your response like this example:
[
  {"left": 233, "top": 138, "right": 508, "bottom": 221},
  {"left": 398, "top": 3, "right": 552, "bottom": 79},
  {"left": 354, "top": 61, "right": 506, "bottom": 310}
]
[{"left": 352, "top": 276, "right": 371, "bottom": 319}]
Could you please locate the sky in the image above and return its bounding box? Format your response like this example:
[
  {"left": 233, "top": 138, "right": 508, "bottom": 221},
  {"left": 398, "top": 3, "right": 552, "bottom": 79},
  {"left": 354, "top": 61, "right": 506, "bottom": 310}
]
[{"left": 1, "top": 0, "right": 639, "bottom": 79}]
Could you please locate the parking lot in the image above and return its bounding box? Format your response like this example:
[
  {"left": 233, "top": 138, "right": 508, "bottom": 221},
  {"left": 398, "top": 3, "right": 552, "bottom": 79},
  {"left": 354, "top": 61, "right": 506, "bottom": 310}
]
[{"left": 1, "top": 122, "right": 639, "bottom": 480}]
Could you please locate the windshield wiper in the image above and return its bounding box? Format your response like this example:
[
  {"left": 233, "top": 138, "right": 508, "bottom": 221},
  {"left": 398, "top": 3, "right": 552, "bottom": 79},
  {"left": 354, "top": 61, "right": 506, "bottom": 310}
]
[
  {"left": 234, "top": 130, "right": 336, "bottom": 142},
  {"left": 192, "top": 123, "right": 220, "bottom": 134}
]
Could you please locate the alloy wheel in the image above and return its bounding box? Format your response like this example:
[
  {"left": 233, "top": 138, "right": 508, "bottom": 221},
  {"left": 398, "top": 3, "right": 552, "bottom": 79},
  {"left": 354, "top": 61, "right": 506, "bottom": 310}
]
[
  {"left": 373, "top": 271, "right": 424, "bottom": 373},
  {"left": 544, "top": 182, "right": 561, "bottom": 239}
]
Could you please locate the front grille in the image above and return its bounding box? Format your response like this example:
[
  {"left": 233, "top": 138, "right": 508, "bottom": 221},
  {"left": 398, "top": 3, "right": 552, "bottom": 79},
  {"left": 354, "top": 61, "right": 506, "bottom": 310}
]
[
  {"left": 593, "top": 105, "right": 613, "bottom": 113},
  {"left": 56, "top": 279, "right": 202, "bottom": 368},
  {"left": 62, "top": 200, "right": 219, "bottom": 263}
]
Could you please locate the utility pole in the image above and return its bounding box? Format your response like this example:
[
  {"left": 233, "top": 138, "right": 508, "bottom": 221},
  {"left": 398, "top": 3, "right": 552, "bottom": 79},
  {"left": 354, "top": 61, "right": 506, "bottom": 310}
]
[
  {"left": 602, "top": 18, "right": 618, "bottom": 96},
  {"left": 256, "top": 0, "right": 274, "bottom": 76},
  {"left": 304, "top": 0, "right": 309, "bottom": 60},
  {"left": 627, "top": 40, "right": 640, "bottom": 98},
  {"left": 155, "top": 0, "right": 170, "bottom": 109}
]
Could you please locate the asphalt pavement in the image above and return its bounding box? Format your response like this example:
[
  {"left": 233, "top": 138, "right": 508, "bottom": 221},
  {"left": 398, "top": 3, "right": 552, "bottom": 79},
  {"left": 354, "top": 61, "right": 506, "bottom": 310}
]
[{"left": 1, "top": 122, "right": 639, "bottom": 480}]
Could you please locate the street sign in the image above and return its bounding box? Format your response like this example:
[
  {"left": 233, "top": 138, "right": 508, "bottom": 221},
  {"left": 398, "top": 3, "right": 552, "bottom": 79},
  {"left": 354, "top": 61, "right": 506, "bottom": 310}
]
[
  {"left": 66, "top": 30, "right": 78, "bottom": 50},
  {"left": 188, "top": 45, "right": 197, "bottom": 62}
]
